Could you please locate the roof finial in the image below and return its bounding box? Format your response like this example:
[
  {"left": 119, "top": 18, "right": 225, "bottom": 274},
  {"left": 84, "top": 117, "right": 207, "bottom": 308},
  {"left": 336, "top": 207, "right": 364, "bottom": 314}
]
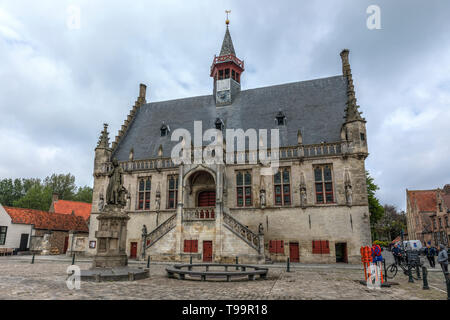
[{"left": 225, "top": 10, "right": 231, "bottom": 26}]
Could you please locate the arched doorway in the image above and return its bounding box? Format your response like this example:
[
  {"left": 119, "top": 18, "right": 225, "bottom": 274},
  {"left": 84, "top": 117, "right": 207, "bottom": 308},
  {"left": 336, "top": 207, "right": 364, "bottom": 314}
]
[
  {"left": 184, "top": 169, "right": 216, "bottom": 208},
  {"left": 198, "top": 190, "right": 216, "bottom": 207}
]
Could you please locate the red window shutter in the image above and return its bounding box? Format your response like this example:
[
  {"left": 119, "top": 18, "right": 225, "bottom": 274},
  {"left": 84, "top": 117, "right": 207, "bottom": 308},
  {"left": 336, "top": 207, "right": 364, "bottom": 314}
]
[
  {"left": 312, "top": 240, "right": 320, "bottom": 254},
  {"left": 184, "top": 240, "right": 189, "bottom": 253},
  {"left": 269, "top": 240, "right": 274, "bottom": 253},
  {"left": 279, "top": 241, "right": 284, "bottom": 254},
  {"left": 192, "top": 240, "right": 198, "bottom": 253},
  {"left": 321, "top": 240, "right": 330, "bottom": 254}
]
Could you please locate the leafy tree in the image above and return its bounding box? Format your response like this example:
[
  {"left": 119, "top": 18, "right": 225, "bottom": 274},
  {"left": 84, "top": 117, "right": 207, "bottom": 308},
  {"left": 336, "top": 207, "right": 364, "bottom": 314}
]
[
  {"left": 1, "top": 173, "right": 92, "bottom": 211},
  {"left": 72, "top": 186, "right": 93, "bottom": 203},
  {"left": 44, "top": 173, "right": 77, "bottom": 200},
  {"left": 13, "top": 184, "right": 53, "bottom": 211},
  {"left": 366, "top": 171, "right": 385, "bottom": 239}
]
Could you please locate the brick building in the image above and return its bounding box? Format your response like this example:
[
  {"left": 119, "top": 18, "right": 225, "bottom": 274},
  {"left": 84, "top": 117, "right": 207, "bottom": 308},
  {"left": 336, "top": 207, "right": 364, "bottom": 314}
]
[
  {"left": 406, "top": 185, "right": 450, "bottom": 246},
  {"left": 87, "top": 21, "right": 371, "bottom": 264},
  {"left": 0, "top": 205, "right": 88, "bottom": 254}
]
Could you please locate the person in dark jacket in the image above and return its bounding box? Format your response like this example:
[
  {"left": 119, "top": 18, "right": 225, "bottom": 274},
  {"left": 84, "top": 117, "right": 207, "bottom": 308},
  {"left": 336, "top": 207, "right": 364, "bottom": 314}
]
[
  {"left": 392, "top": 244, "right": 402, "bottom": 265},
  {"left": 437, "top": 244, "right": 448, "bottom": 276},
  {"left": 424, "top": 245, "right": 436, "bottom": 268}
]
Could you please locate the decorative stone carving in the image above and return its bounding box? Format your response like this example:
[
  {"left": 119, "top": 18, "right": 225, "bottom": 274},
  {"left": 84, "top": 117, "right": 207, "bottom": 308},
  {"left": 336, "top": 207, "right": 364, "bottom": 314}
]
[
  {"left": 344, "top": 170, "right": 353, "bottom": 207},
  {"left": 259, "top": 189, "right": 266, "bottom": 208},
  {"left": 258, "top": 223, "right": 264, "bottom": 235},
  {"left": 299, "top": 172, "right": 307, "bottom": 208}
]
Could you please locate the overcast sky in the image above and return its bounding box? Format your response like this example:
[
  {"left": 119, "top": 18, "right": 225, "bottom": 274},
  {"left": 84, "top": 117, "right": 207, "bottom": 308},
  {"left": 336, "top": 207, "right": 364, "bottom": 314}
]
[{"left": 0, "top": 0, "right": 449, "bottom": 211}]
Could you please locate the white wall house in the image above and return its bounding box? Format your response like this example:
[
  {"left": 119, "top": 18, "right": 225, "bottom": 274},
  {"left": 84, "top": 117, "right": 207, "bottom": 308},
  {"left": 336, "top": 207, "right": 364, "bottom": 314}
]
[{"left": 0, "top": 204, "right": 34, "bottom": 251}]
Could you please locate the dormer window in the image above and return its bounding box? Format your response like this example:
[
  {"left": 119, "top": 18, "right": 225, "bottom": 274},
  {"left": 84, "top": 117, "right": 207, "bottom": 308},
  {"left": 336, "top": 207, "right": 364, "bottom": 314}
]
[
  {"left": 276, "top": 111, "right": 286, "bottom": 126},
  {"left": 215, "top": 118, "right": 224, "bottom": 131},
  {"left": 160, "top": 123, "right": 169, "bottom": 137}
]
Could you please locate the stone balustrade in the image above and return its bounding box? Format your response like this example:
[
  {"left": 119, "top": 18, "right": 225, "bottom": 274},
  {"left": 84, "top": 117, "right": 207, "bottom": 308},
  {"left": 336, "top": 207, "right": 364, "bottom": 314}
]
[{"left": 183, "top": 207, "right": 216, "bottom": 221}]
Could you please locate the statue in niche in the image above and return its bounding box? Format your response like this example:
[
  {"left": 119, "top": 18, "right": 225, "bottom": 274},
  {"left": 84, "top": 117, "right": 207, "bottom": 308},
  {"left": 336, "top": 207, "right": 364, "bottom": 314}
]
[
  {"left": 98, "top": 192, "right": 105, "bottom": 211},
  {"left": 142, "top": 224, "right": 147, "bottom": 238},
  {"left": 105, "top": 158, "right": 128, "bottom": 208},
  {"left": 258, "top": 223, "right": 264, "bottom": 235},
  {"left": 259, "top": 189, "right": 266, "bottom": 208},
  {"left": 344, "top": 170, "right": 353, "bottom": 207},
  {"left": 345, "top": 184, "right": 353, "bottom": 206},
  {"left": 300, "top": 185, "right": 307, "bottom": 208}
]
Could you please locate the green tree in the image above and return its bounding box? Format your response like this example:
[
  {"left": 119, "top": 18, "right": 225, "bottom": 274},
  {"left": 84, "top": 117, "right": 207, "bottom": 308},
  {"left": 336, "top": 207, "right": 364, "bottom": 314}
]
[
  {"left": 43, "top": 173, "right": 76, "bottom": 200},
  {"left": 13, "top": 184, "right": 53, "bottom": 211},
  {"left": 72, "top": 186, "right": 93, "bottom": 203},
  {"left": 366, "top": 171, "right": 384, "bottom": 239}
]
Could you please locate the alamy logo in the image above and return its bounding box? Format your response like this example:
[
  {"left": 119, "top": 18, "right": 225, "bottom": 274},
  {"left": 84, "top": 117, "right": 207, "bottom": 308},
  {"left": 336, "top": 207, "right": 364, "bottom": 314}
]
[
  {"left": 366, "top": 5, "right": 381, "bottom": 30},
  {"left": 170, "top": 121, "right": 280, "bottom": 175},
  {"left": 67, "top": 5, "right": 81, "bottom": 30},
  {"left": 66, "top": 265, "right": 81, "bottom": 290}
]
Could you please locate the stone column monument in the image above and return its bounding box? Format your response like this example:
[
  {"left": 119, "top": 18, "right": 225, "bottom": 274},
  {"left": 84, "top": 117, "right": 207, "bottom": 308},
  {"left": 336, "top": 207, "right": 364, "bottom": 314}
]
[{"left": 92, "top": 158, "right": 130, "bottom": 268}]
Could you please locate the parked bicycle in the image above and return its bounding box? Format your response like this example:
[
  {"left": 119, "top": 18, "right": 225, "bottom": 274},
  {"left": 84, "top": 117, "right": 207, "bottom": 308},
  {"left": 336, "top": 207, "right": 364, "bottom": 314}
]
[{"left": 386, "top": 252, "right": 421, "bottom": 280}]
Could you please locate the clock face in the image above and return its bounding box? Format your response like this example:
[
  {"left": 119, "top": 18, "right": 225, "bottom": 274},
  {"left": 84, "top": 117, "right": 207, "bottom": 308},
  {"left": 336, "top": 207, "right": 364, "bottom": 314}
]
[{"left": 216, "top": 90, "right": 231, "bottom": 103}]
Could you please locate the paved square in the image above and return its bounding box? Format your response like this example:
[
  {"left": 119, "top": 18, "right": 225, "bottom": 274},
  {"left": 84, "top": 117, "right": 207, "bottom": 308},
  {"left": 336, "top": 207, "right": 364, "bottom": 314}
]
[{"left": 0, "top": 257, "right": 447, "bottom": 300}]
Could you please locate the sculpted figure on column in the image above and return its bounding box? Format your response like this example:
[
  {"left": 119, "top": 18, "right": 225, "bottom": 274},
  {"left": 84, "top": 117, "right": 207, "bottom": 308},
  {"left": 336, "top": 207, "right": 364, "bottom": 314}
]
[{"left": 106, "top": 158, "right": 127, "bottom": 208}]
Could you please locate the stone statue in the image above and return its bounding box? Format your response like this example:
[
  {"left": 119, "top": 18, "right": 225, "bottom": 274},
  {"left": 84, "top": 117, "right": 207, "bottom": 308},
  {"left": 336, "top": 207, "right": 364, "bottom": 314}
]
[
  {"left": 345, "top": 184, "right": 353, "bottom": 206},
  {"left": 106, "top": 158, "right": 127, "bottom": 207},
  {"left": 259, "top": 189, "right": 266, "bottom": 208},
  {"left": 258, "top": 223, "right": 264, "bottom": 235},
  {"left": 98, "top": 192, "right": 105, "bottom": 211},
  {"left": 142, "top": 224, "right": 147, "bottom": 238},
  {"left": 300, "top": 185, "right": 307, "bottom": 208}
]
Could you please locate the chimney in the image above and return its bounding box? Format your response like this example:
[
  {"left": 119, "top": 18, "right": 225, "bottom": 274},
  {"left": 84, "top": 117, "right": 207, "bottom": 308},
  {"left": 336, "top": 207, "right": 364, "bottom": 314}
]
[{"left": 138, "top": 83, "right": 147, "bottom": 104}]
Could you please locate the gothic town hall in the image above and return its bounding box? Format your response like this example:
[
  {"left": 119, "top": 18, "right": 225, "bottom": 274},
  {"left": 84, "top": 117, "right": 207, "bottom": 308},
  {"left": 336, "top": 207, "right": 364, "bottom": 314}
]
[{"left": 87, "top": 22, "right": 372, "bottom": 264}]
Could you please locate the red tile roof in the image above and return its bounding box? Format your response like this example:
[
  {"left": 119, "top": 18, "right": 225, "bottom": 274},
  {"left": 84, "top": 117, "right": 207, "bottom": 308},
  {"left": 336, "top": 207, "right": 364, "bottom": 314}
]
[
  {"left": 407, "top": 190, "right": 437, "bottom": 212},
  {"left": 3, "top": 206, "right": 88, "bottom": 232},
  {"left": 53, "top": 200, "right": 91, "bottom": 221}
]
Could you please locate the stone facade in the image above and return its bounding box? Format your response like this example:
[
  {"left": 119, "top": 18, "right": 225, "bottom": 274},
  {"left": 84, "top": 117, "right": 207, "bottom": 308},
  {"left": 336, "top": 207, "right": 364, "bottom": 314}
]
[{"left": 87, "top": 24, "right": 372, "bottom": 264}]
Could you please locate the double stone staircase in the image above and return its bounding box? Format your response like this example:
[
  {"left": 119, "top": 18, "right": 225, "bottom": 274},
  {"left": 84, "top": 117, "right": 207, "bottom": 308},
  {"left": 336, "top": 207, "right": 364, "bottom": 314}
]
[{"left": 143, "top": 208, "right": 263, "bottom": 259}]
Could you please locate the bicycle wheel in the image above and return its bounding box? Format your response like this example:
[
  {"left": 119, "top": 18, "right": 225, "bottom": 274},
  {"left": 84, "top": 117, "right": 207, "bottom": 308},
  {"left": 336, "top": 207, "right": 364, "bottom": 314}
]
[{"left": 386, "top": 264, "right": 398, "bottom": 279}]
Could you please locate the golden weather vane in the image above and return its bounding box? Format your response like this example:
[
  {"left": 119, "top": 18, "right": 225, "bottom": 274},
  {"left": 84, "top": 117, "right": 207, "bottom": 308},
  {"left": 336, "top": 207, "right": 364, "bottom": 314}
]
[{"left": 225, "top": 10, "right": 231, "bottom": 25}]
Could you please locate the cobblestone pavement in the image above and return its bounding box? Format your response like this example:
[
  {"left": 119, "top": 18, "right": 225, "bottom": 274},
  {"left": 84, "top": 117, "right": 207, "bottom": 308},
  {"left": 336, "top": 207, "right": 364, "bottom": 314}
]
[{"left": 0, "top": 257, "right": 447, "bottom": 300}]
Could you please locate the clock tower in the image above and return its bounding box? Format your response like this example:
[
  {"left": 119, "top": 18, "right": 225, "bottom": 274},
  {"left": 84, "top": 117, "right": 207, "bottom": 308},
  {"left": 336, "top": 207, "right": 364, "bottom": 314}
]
[{"left": 210, "top": 17, "right": 244, "bottom": 106}]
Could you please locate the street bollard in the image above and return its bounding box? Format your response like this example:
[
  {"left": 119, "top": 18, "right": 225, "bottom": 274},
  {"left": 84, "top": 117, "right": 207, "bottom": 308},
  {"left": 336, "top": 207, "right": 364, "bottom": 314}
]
[
  {"left": 147, "top": 256, "right": 150, "bottom": 269},
  {"left": 236, "top": 257, "right": 239, "bottom": 270},
  {"left": 287, "top": 257, "right": 290, "bottom": 272},
  {"left": 31, "top": 254, "right": 35, "bottom": 264},
  {"left": 190, "top": 255, "right": 192, "bottom": 265},
  {"left": 422, "top": 266, "right": 429, "bottom": 290},
  {"left": 446, "top": 275, "right": 450, "bottom": 300},
  {"left": 71, "top": 253, "right": 75, "bottom": 265},
  {"left": 408, "top": 266, "right": 414, "bottom": 283},
  {"left": 383, "top": 259, "right": 388, "bottom": 280}
]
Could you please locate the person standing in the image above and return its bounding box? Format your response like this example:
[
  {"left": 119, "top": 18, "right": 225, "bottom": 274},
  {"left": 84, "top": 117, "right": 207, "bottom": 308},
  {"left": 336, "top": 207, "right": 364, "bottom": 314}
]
[
  {"left": 392, "top": 244, "right": 401, "bottom": 265},
  {"left": 424, "top": 245, "right": 436, "bottom": 268},
  {"left": 437, "top": 244, "right": 449, "bottom": 280}
]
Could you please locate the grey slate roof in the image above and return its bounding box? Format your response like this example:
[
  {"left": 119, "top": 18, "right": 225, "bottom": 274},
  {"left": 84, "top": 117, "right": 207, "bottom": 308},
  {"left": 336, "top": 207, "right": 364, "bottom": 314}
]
[
  {"left": 220, "top": 27, "right": 236, "bottom": 56},
  {"left": 112, "top": 76, "right": 348, "bottom": 161}
]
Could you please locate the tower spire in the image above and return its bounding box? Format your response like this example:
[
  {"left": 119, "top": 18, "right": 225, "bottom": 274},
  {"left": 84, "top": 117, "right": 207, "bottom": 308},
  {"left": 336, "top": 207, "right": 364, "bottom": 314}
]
[
  {"left": 220, "top": 23, "right": 236, "bottom": 56},
  {"left": 97, "top": 123, "right": 110, "bottom": 149},
  {"left": 340, "top": 49, "right": 364, "bottom": 122}
]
